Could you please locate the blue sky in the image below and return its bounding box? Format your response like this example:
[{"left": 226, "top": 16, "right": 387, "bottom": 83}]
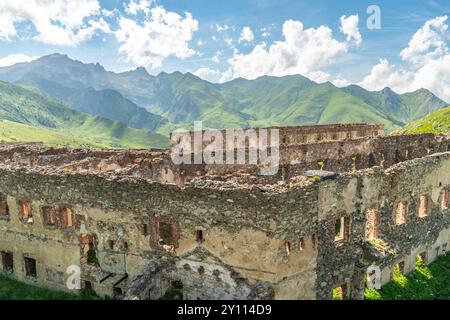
[{"left": 0, "top": 0, "right": 450, "bottom": 100}]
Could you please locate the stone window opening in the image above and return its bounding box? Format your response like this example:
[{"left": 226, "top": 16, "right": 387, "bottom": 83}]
[
  {"left": 334, "top": 217, "right": 350, "bottom": 243},
  {"left": 198, "top": 266, "right": 205, "bottom": 274},
  {"left": 59, "top": 206, "right": 73, "bottom": 228},
  {"left": 141, "top": 223, "right": 148, "bottom": 236},
  {"left": 418, "top": 252, "right": 427, "bottom": 264},
  {"left": 368, "top": 153, "right": 376, "bottom": 167},
  {"left": 0, "top": 193, "right": 9, "bottom": 219},
  {"left": 311, "top": 234, "right": 317, "bottom": 249},
  {"left": 366, "top": 209, "right": 380, "bottom": 240},
  {"left": 394, "top": 261, "right": 405, "bottom": 275},
  {"left": 157, "top": 221, "right": 175, "bottom": 246},
  {"left": 332, "top": 283, "right": 347, "bottom": 300},
  {"left": 1, "top": 251, "right": 13, "bottom": 274},
  {"left": 317, "top": 160, "right": 324, "bottom": 170},
  {"left": 24, "top": 257, "right": 37, "bottom": 280},
  {"left": 113, "top": 287, "right": 123, "bottom": 299},
  {"left": 80, "top": 234, "right": 97, "bottom": 265},
  {"left": 418, "top": 195, "right": 430, "bottom": 218},
  {"left": 394, "top": 201, "right": 408, "bottom": 225},
  {"left": 41, "top": 206, "right": 57, "bottom": 228},
  {"left": 285, "top": 241, "right": 291, "bottom": 256},
  {"left": 107, "top": 240, "right": 115, "bottom": 250},
  {"left": 440, "top": 188, "right": 449, "bottom": 210},
  {"left": 196, "top": 230, "right": 204, "bottom": 243},
  {"left": 18, "top": 199, "right": 33, "bottom": 224},
  {"left": 298, "top": 237, "right": 305, "bottom": 251}
]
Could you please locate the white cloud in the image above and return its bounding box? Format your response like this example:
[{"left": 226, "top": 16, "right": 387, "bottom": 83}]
[
  {"left": 0, "top": 54, "right": 38, "bottom": 67},
  {"left": 0, "top": 0, "right": 109, "bottom": 46},
  {"left": 400, "top": 15, "right": 448, "bottom": 65},
  {"left": 194, "top": 67, "right": 221, "bottom": 82},
  {"left": 224, "top": 37, "right": 233, "bottom": 46},
  {"left": 332, "top": 77, "right": 352, "bottom": 87},
  {"left": 212, "top": 51, "right": 223, "bottom": 63},
  {"left": 359, "top": 16, "right": 450, "bottom": 101},
  {"left": 339, "top": 15, "right": 362, "bottom": 46},
  {"left": 220, "top": 19, "right": 350, "bottom": 82},
  {"left": 359, "top": 59, "right": 413, "bottom": 91},
  {"left": 115, "top": 6, "right": 199, "bottom": 69},
  {"left": 239, "top": 26, "right": 254, "bottom": 43},
  {"left": 125, "top": 0, "right": 153, "bottom": 15}
]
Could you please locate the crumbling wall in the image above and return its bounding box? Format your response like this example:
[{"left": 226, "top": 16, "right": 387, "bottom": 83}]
[{"left": 0, "top": 138, "right": 449, "bottom": 300}]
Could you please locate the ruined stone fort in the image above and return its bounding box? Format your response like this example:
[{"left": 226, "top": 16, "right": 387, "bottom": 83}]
[{"left": 0, "top": 123, "right": 449, "bottom": 300}]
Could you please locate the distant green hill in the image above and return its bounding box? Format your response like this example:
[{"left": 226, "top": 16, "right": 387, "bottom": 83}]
[
  {"left": 399, "top": 106, "right": 450, "bottom": 134},
  {"left": 17, "top": 73, "right": 167, "bottom": 132},
  {"left": 0, "top": 81, "right": 168, "bottom": 148},
  {"left": 0, "top": 53, "right": 448, "bottom": 134}
]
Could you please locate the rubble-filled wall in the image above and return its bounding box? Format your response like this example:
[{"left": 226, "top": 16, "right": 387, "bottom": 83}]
[
  {"left": 314, "top": 152, "right": 450, "bottom": 299},
  {"left": 0, "top": 132, "right": 449, "bottom": 300},
  {"left": 170, "top": 123, "right": 384, "bottom": 149}
]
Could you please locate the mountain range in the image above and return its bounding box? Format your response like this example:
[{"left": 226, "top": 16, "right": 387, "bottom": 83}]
[
  {"left": 0, "top": 53, "right": 448, "bottom": 148},
  {"left": 0, "top": 81, "right": 168, "bottom": 148}
]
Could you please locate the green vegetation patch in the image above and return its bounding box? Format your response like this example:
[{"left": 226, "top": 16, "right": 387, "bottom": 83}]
[
  {"left": 0, "top": 274, "right": 105, "bottom": 300},
  {"left": 365, "top": 253, "right": 450, "bottom": 300},
  {"left": 400, "top": 105, "right": 450, "bottom": 134}
]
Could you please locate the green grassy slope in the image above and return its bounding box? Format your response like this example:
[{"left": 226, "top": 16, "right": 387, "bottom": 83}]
[
  {"left": 0, "top": 81, "right": 168, "bottom": 148},
  {"left": 365, "top": 253, "right": 450, "bottom": 300},
  {"left": 399, "top": 106, "right": 450, "bottom": 134},
  {"left": 18, "top": 73, "right": 168, "bottom": 132},
  {"left": 0, "top": 274, "right": 105, "bottom": 300}
]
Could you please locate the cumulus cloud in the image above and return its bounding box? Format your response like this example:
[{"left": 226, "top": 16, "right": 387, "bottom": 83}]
[
  {"left": 194, "top": 67, "right": 221, "bottom": 82},
  {"left": 0, "top": 54, "right": 38, "bottom": 67},
  {"left": 125, "top": 0, "right": 153, "bottom": 15},
  {"left": 332, "top": 78, "right": 352, "bottom": 88},
  {"left": 239, "top": 26, "right": 254, "bottom": 43},
  {"left": 115, "top": 6, "right": 199, "bottom": 69},
  {"left": 400, "top": 16, "right": 448, "bottom": 65},
  {"left": 339, "top": 15, "right": 362, "bottom": 46},
  {"left": 0, "top": 0, "right": 109, "bottom": 46},
  {"left": 359, "top": 16, "right": 450, "bottom": 101},
  {"left": 220, "top": 19, "right": 351, "bottom": 82},
  {"left": 359, "top": 59, "right": 413, "bottom": 91}
]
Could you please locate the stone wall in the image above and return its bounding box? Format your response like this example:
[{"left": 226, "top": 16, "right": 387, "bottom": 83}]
[
  {"left": 0, "top": 132, "right": 449, "bottom": 300},
  {"left": 170, "top": 123, "right": 384, "bottom": 151}
]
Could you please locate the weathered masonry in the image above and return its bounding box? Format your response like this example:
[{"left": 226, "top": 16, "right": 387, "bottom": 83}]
[{"left": 0, "top": 123, "right": 449, "bottom": 300}]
